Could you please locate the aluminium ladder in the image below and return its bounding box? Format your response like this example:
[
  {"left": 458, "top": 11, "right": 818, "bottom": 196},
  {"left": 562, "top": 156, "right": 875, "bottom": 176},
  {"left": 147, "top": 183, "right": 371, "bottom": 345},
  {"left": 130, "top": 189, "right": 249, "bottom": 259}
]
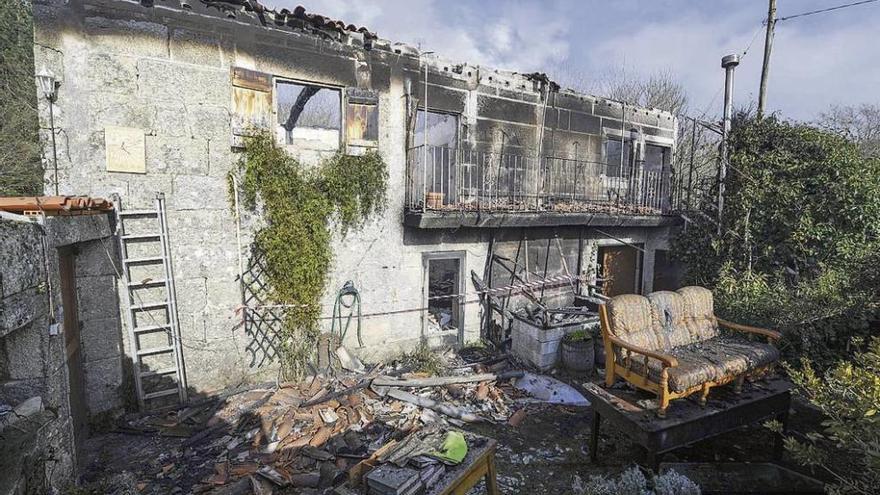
[{"left": 114, "top": 193, "right": 188, "bottom": 409}]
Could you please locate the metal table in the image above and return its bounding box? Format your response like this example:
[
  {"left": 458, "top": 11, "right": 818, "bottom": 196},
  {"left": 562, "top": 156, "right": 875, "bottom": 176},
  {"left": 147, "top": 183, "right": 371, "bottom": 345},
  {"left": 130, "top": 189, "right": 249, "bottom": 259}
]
[{"left": 583, "top": 377, "right": 792, "bottom": 470}]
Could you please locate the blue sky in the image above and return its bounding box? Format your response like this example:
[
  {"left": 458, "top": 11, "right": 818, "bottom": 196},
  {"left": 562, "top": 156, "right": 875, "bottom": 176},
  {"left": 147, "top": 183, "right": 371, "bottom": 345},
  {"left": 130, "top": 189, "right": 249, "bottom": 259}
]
[{"left": 274, "top": 1, "right": 880, "bottom": 121}]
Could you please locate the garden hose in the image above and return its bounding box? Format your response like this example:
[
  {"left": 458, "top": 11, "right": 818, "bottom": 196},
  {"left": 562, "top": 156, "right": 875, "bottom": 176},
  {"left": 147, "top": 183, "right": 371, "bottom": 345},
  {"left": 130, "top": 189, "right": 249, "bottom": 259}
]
[{"left": 331, "top": 280, "right": 363, "bottom": 348}]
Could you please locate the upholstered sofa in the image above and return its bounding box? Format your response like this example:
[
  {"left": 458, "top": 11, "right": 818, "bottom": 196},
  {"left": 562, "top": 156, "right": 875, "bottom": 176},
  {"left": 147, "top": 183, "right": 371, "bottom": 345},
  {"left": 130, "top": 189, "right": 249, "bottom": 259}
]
[{"left": 599, "top": 286, "right": 781, "bottom": 417}]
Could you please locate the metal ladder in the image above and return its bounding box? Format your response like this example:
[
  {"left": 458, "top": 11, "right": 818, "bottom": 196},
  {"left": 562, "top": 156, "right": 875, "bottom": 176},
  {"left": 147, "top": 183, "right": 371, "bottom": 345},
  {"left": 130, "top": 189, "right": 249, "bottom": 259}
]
[{"left": 114, "top": 193, "right": 188, "bottom": 409}]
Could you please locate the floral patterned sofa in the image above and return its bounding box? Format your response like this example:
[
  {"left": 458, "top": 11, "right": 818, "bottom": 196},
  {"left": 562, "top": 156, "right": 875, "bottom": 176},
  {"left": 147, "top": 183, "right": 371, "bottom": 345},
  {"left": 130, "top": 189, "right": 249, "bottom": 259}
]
[{"left": 599, "top": 286, "right": 781, "bottom": 417}]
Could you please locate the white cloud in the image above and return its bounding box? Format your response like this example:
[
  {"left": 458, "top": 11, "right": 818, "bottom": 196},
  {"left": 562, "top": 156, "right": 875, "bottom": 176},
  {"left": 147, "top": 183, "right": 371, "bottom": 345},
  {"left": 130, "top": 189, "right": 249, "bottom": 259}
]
[
  {"left": 269, "top": 1, "right": 880, "bottom": 119},
  {"left": 275, "top": 0, "right": 573, "bottom": 72}
]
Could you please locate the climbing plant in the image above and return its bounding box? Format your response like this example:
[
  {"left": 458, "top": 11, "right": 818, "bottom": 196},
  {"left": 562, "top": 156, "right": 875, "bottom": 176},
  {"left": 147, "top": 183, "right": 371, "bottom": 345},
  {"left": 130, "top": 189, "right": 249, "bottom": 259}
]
[{"left": 230, "top": 132, "right": 388, "bottom": 378}]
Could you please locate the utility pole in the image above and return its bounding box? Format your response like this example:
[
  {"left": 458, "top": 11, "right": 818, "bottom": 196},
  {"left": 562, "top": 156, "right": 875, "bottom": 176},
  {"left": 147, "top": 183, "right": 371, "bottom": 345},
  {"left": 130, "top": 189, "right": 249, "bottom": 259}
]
[
  {"left": 719, "top": 54, "right": 740, "bottom": 235},
  {"left": 757, "top": 0, "right": 776, "bottom": 119}
]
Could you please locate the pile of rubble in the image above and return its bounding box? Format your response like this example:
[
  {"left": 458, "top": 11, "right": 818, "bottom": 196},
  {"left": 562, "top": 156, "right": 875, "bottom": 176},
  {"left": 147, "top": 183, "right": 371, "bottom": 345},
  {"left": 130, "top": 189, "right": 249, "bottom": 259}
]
[{"left": 110, "top": 356, "right": 585, "bottom": 494}]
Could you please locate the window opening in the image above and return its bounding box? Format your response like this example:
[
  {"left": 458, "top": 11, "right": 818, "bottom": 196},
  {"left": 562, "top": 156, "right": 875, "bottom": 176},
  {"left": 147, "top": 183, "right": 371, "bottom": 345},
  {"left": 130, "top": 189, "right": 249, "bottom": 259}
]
[
  {"left": 426, "top": 257, "right": 462, "bottom": 332},
  {"left": 276, "top": 80, "right": 340, "bottom": 149}
]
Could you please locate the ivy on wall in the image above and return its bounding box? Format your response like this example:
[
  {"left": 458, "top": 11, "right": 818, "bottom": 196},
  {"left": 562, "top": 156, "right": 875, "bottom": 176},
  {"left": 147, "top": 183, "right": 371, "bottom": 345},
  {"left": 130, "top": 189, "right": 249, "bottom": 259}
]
[{"left": 230, "top": 132, "right": 388, "bottom": 377}]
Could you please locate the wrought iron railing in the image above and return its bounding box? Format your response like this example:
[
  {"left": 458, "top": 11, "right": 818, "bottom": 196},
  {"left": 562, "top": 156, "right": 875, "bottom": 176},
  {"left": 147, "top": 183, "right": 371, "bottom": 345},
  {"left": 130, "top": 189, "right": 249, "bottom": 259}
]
[{"left": 406, "top": 145, "right": 673, "bottom": 215}]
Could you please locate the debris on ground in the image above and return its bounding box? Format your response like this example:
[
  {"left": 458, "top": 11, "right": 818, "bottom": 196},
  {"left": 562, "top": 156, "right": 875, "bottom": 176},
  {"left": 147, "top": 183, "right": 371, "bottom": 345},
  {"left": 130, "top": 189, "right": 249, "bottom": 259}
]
[{"left": 99, "top": 351, "right": 554, "bottom": 494}]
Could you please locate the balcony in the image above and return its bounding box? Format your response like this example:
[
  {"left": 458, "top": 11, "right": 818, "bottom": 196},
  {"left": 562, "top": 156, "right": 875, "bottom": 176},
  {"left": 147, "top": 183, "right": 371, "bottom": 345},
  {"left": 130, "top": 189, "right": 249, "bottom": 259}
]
[{"left": 405, "top": 145, "right": 680, "bottom": 229}]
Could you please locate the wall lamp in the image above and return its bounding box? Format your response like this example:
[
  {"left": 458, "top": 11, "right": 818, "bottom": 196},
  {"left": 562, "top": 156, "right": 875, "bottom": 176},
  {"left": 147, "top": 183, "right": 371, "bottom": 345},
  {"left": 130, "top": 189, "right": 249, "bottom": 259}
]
[{"left": 36, "top": 69, "right": 59, "bottom": 195}]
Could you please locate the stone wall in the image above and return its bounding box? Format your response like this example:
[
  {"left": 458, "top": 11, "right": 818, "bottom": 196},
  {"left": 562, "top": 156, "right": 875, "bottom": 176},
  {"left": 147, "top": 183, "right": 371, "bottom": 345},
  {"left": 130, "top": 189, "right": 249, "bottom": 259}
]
[
  {"left": 0, "top": 213, "right": 121, "bottom": 493},
  {"left": 30, "top": 0, "right": 677, "bottom": 395}
]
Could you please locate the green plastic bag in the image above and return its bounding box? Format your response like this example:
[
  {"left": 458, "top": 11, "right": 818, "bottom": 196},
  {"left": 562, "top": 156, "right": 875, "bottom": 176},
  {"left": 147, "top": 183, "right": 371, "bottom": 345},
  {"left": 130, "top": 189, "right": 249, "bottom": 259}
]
[{"left": 429, "top": 431, "right": 468, "bottom": 465}]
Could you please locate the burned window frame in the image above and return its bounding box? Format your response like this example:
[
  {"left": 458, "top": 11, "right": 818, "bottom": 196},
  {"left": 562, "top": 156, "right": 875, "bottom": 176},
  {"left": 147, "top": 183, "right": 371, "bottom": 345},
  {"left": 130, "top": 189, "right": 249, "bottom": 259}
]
[
  {"left": 344, "top": 88, "right": 380, "bottom": 152},
  {"left": 274, "top": 78, "right": 343, "bottom": 150},
  {"left": 412, "top": 109, "right": 460, "bottom": 152}
]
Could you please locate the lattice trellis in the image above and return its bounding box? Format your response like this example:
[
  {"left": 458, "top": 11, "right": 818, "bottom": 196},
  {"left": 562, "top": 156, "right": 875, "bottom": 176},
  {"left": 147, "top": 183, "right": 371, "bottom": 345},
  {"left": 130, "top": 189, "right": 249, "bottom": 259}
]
[{"left": 241, "top": 247, "right": 284, "bottom": 368}]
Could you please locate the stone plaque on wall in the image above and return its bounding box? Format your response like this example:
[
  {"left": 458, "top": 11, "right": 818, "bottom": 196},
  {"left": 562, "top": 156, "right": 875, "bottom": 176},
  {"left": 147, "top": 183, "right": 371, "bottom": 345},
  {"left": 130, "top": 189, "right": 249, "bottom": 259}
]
[{"left": 105, "top": 126, "right": 146, "bottom": 174}]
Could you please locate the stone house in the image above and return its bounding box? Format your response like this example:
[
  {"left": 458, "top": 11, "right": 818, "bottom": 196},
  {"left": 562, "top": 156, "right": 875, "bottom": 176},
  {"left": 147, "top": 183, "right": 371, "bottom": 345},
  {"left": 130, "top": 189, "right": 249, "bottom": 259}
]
[{"left": 26, "top": 0, "right": 682, "bottom": 418}]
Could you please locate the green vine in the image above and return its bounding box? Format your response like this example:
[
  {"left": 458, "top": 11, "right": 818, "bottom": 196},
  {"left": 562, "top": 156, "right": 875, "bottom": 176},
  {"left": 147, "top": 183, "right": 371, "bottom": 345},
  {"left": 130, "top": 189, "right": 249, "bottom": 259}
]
[{"left": 229, "top": 132, "right": 388, "bottom": 378}]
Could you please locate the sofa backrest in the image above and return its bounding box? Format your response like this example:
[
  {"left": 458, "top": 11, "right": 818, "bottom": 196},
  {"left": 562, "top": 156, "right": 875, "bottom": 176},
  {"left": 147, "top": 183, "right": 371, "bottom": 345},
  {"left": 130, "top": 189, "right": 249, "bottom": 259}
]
[
  {"left": 647, "top": 290, "right": 692, "bottom": 350},
  {"left": 603, "top": 286, "right": 720, "bottom": 353},
  {"left": 676, "top": 286, "right": 720, "bottom": 341},
  {"left": 604, "top": 294, "right": 665, "bottom": 352}
]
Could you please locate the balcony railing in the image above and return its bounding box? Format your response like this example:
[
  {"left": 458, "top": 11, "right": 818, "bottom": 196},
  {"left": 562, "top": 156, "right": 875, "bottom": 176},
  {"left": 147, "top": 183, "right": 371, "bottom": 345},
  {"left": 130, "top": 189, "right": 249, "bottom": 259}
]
[{"left": 406, "top": 145, "right": 672, "bottom": 215}]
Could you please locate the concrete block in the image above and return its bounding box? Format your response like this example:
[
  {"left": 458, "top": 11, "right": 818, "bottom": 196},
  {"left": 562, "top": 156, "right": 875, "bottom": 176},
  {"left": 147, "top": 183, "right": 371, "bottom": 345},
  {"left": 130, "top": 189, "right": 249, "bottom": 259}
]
[
  {"left": 170, "top": 29, "right": 223, "bottom": 68},
  {"left": 85, "top": 53, "right": 138, "bottom": 94},
  {"left": 174, "top": 277, "right": 207, "bottom": 318},
  {"left": 3, "top": 319, "right": 46, "bottom": 380},
  {"left": 87, "top": 92, "right": 154, "bottom": 131},
  {"left": 510, "top": 317, "right": 595, "bottom": 371},
  {"left": 84, "top": 356, "right": 124, "bottom": 414},
  {"left": 74, "top": 240, "right": 120, "bottom": 278},
  {"left": 79, "top": 317, "right": 123, "bottom": 364},
  {"left": 153, "top": 101, "right": 194, "bottom": 138},
  {"left": 146, "top": 136, "right": 210, "bottom": 176},
  {"left": 208, "top": 137, "right": 238, "bottom": 177},
  {"left": 186, "top": 104, "right": 231, "bottom": 141},
  {"left": 0, "top": 222, "right": 44, "bottom": 298},
  {"left": 0, "top": 289, "right": 46, "bottom": 339},
  {"left": 45, "top": 215, "right": 112, "bottom": 248},
  {"left": 83, "top": 17, "right": 169, "bottom": 58},
  {"left": 76, "top": 275, "right": 120, "bottom": 321},
  {"left": 169, "top": 175, "right": 228, "bottom": 210},
  {"left": 116, "top": 174, "right": 173, "bottom": 209},
  {"left": 137, "top": 58, "right": 229, "bottom": 104}
]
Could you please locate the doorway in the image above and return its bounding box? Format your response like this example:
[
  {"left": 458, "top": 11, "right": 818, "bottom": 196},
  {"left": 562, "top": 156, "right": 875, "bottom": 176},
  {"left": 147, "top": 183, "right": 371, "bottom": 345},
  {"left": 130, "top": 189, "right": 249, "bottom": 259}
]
[
  {"left": 597, "top": 245, "right": 643, "bottom": 297},
  {"left": 422, "top": 252, "right": 465, "bottom": 343},
  {"left": 59, "top": 247, "right": 87, "bottom": 463}
]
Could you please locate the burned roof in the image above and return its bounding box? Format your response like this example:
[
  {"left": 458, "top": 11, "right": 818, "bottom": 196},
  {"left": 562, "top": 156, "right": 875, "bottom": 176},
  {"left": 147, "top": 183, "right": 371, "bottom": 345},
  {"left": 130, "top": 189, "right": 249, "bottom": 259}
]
[{"left": 141, "top": 1, "right": 377, "bottom": 39}]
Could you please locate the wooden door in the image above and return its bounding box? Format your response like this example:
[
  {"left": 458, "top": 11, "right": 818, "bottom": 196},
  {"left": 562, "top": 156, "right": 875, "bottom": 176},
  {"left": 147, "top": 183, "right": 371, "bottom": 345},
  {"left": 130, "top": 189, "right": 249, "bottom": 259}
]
[
  {"left": 59, "top": 247, "right": 88, "bottom": 457},
  {"left": 599, "top": 245, "right": 641, "bottom": 297}
]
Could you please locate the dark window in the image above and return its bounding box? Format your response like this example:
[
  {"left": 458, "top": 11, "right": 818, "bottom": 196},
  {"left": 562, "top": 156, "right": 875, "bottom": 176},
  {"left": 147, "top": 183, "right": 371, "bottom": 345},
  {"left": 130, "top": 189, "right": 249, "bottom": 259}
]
[
  {"left": 643, "top": 144, "right": 669, "bottom": 172},
  {"left": 605, "top": 139, "right": 633, "bottom": 177}
]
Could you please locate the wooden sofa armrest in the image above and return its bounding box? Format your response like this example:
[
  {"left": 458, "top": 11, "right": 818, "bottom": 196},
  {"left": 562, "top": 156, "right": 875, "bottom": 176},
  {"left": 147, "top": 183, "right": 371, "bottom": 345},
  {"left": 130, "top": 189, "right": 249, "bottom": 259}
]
[
  {"left": 607, "top": 335, "right": 679, "bottom": 368},
  {"left": 716, "top": 317, "right": 781, "bottom": 341}
]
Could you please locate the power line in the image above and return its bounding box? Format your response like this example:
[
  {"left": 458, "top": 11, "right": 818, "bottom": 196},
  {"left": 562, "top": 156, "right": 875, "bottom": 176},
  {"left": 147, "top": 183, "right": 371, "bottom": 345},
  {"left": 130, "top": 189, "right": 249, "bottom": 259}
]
[{"left": 775, "top": 0, "right": 878, "bottom": 22}]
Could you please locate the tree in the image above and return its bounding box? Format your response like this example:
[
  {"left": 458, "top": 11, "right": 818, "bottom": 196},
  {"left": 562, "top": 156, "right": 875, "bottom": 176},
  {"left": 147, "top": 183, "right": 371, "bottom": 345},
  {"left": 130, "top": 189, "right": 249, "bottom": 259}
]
[
  {"left": 673, "top": 114, "right": 880, "bottom": 364},
  {"left": 550, "top": 63, "right": 689, "bottom": 115},
  {"left": 0, "top": 0, "right": 43, "bottom": 196},
  {"left": 818, "top": 104, "right": 880, "bottom": 159},
  {"left": 595, "top": 67, "right": 689, "bottom": 115}
]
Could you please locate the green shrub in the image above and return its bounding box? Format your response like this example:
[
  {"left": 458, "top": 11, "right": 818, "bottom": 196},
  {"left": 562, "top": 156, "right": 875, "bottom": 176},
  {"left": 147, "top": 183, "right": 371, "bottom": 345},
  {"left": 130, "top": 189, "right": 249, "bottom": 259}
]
[
  {"left": 773, "top": 337, "right": 880, "bottom": 494},
  {"left": 673, "top": 115, "right": 880, "bottom": 366},
  {"left": 230, "top": 132, "right": 387, "bottom": 378}
]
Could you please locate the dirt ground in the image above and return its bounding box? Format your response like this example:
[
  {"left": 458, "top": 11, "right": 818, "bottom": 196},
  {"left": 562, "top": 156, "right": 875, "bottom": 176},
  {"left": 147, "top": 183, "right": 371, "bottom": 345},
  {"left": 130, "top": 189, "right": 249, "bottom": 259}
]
[{"left": 78, "top": 369, "right": 827, "bottom": 494}]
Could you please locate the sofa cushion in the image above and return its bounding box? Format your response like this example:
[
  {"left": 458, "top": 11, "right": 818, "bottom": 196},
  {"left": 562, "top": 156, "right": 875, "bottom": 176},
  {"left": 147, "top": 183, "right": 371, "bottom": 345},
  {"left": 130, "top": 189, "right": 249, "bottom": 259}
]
[
  {"left": 606, "top": 294, "right": 665, "bottom": 352},
  {"left": 677, "top": 286, "right": 720, "bottom": 341},
  {"left": 648, "top": 291, "right": 694, "bottom": 350},
  {"left": 625, "top": 349, "right": 718, "bottom": 393},
  {"left": 699, "top": 336, "right": 780, "bottom": 376},
  {"left": 625, "top": 336, "right": 779, "bottom": 393}
]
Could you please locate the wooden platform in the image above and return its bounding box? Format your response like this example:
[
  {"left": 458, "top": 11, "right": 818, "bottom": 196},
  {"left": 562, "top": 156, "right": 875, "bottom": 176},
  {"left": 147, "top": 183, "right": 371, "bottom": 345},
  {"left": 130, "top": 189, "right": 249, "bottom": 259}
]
[{"left": 583, "top": 376, "right": 792, "bottom": 470}]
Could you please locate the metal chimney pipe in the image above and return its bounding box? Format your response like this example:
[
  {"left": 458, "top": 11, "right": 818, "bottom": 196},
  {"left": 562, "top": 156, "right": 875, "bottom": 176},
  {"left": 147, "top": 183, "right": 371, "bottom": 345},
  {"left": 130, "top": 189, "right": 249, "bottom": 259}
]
[{"left": 717, "top": 54, "right": 739, "bottom": 234}]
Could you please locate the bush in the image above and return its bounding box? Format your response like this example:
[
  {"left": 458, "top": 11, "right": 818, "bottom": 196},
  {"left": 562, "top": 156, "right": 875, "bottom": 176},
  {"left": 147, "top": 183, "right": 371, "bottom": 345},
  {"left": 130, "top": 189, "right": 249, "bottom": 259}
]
[
  {"left": 774, "top": 337, "right": 880, "bottom": 494},
  {"left": 573, "top": 467, "right": 700, "bottom": 495},
  {"left": 674, "top": 115, "right": 880, "bottom": 366}
]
